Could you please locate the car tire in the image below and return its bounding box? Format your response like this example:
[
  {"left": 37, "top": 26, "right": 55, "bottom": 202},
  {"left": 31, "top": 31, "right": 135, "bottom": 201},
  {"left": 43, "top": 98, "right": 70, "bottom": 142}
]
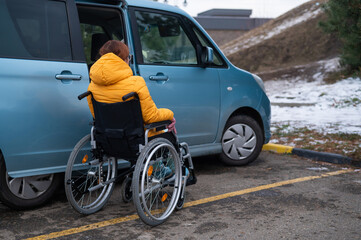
[
  {"left": 220, "top": 115, "right": 263, "bottom": 166},
  {"left": 0, "top": 154, "right": 61, "bottom": 210}
]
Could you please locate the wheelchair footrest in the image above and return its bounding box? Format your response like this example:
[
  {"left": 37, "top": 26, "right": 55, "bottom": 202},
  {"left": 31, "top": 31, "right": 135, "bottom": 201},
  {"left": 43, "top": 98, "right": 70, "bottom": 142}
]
[
  {"left": 179, "top": 142, "right": 194, "bottom": 168},
  {"left": 179, "top": 141, "right": 196, "bottom": 186},
  {"left": 186, "top": 169, "right": 197, "bottom": 186}
]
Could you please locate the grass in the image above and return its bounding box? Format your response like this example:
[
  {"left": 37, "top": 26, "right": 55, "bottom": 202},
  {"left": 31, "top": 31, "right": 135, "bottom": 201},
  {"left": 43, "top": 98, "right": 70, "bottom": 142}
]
[
  {"left": 324, "top": 69, "right": 361, "bottom": 84},
  {"left": 332, "top": 97, "right": 361, "bottom": 108},
  {"left": 270, "top": 125, "right": 361, "bottom": 162}
]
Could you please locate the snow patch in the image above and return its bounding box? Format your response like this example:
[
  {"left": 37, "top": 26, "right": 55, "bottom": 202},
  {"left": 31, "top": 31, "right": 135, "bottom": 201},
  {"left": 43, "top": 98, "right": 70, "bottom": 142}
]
[
  {"left": 293, "top": 138, "right": 303, "bottom": 142},
  {"left": 307, "top": 167, "right": 329, "bottom": 171},
  {"left": 309, "top": 140, "right": 327, "bottom": 145},
  {"left": 266, "top": 9, "right": 322, "bottom": 39},
  {"left": 266, "top": 72, "right": 361, "bottom": 135},
  {"left": 269, "top": 139, "right": 280, "bottom": 143}
]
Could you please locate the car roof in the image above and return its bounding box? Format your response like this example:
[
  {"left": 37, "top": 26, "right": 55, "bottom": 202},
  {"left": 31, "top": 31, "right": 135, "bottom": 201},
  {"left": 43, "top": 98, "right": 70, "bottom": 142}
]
[{"left": 75, "top": 0, "right": 192, "bottom": 18}]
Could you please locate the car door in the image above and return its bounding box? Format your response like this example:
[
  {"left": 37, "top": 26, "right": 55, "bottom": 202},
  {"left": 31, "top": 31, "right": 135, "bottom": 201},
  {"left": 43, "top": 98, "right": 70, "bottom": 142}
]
[
  {"left": 0, "top": 0, "right": 90, "bottom": 177},
  {"left": 129, "top": 8, "right": 220, "bottom": 146}
]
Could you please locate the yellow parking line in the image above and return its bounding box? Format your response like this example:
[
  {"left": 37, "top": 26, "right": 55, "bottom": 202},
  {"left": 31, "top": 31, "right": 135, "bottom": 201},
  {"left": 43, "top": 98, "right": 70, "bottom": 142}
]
[
  {"left": 26, "top": 169, "right": 353, "bottom": 240},
  {"left": 184, "top": 169, "right": 352, "bottom": 207}
]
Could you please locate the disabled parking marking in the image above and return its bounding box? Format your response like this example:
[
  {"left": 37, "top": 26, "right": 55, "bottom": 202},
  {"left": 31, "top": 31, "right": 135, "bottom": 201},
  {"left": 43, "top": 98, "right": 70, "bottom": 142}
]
[{"left": 26, "top": 169, "right": 354, "bottom": 240}]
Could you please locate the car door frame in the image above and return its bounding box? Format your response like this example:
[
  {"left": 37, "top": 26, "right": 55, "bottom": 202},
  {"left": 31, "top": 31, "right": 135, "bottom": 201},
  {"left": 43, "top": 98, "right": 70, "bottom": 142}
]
[{"left": 127, "top": 6, "right": 225, "bottom": 145}]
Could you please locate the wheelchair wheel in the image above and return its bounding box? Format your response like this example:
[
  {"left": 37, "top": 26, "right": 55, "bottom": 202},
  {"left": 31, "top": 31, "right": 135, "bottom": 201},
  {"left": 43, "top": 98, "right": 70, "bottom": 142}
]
[
  {"left": 64, "top": 134, "right": 116, "bottom": 214},
  {"left": 132, "top": 138, "right": 182, "bottom": 226}
]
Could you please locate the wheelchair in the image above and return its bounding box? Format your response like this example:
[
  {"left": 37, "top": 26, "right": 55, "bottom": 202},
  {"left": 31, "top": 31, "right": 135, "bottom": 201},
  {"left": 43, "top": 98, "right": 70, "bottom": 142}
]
[{"left": 64, "top": 91, "right": 196, "bottom": 226}]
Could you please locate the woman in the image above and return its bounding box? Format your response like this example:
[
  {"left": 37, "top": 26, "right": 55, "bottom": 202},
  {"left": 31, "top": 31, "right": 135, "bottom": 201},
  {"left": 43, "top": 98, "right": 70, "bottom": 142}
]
[{"left": 87, "top": 40, "right": 176, "bottom": 136}]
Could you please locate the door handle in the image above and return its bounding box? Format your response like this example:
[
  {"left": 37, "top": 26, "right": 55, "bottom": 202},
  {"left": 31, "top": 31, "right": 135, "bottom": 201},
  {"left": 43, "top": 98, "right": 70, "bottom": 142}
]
[
  {"left": 55, "top": 71, "right": 82, "bottom": 81},
  {"left": 149, "top": 74, "right": 169, "bottom": 81},
  {"left": 55, "top": 74, "right": 82, "bottom": 81}
]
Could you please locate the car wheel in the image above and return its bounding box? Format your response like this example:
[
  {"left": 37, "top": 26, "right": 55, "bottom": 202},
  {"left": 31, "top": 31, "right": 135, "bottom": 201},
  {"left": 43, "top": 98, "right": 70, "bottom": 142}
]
[
  {"left": 220, "top": 115, "right": 263, "bottom": 166},
  {"left": 0, "top": 154, "right": 61, "bottom": 210}
]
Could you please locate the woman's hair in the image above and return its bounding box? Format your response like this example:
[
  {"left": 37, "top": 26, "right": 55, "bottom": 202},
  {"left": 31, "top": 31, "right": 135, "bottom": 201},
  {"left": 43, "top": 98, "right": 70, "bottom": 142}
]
[{"left": 99, "top": 40, "right": 129, "bottom": 61}]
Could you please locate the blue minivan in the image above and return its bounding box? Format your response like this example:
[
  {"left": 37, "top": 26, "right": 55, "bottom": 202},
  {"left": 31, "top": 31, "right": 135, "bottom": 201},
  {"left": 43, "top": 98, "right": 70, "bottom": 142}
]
[{"left": 0, "top": 0, "right": 271, "bottom": 209}]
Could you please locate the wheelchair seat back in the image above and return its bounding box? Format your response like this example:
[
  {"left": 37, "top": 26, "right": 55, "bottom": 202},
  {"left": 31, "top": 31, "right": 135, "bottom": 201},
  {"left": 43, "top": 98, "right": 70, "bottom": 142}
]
[{"left": 91, "top": 94, "right": 144, "bottom": 159}]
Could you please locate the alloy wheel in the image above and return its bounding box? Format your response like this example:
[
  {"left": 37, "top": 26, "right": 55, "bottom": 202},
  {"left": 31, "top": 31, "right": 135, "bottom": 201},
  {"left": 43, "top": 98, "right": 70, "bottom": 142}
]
[
  {"left": 6, "top": 173, "right": 53, "bottom": 199},
  {"left": 222, "top": 123, "right": 257, "bottom": 160}
]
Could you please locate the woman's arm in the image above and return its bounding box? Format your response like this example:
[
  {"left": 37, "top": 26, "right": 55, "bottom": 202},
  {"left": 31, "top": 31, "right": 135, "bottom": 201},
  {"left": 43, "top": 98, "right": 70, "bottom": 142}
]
[{"left": 135, "top": 76, "right": 174, "bottom": 124}]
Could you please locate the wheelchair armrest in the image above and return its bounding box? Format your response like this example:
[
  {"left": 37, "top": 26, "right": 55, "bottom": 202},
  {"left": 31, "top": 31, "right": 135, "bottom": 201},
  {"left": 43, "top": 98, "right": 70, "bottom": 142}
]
[
  {"left": 145, "top": 120, "right": 172, "bottom": 132},
  {"left": 122, "top": 92, "right": 139, "bottom": 101}
]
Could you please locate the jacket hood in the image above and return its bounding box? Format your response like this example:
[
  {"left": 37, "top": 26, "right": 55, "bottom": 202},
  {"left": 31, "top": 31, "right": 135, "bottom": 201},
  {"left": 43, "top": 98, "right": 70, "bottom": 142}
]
[{"left": 89, "top": 53, "right": 133, "bottom": 86}]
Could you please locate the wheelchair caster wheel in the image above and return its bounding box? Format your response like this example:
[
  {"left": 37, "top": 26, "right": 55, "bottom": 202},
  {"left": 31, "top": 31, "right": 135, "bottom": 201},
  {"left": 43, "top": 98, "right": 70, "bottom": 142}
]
[
  {"left": 175, "top": 193, "right": 185, "bottom": 211},
  {"left": 121, "top": 176, "right": 132, "bottom": 203}
]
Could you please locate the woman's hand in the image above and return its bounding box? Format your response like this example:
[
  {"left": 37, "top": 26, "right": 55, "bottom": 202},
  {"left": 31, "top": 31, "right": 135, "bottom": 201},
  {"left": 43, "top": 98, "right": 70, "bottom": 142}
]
[{"left": 167, "top": 117, "right": 177, "bottom": 134}]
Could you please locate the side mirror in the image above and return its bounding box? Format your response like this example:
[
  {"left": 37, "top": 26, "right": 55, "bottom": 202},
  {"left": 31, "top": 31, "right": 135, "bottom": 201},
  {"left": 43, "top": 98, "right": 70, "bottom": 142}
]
[{"left": 201, "top": 46, "right": 214, "bottom": 67}]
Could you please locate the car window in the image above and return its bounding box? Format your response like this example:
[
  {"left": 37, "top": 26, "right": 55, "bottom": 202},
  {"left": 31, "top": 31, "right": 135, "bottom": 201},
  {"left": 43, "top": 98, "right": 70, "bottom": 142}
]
[
  {"left": 0, "top": 0, "right": 72, "bottom": 61},
  {"left": 134, "top": 11, "right": 197, "bottom": 65},
  {"left": 80, "top": 24, "right": 106, "bottom": 65},
  {"left": 77, "top": 6, "right": 125, "bottom": 65}
]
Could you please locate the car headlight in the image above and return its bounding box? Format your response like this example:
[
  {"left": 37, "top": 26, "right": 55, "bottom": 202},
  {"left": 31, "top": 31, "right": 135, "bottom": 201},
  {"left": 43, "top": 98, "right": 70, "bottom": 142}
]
[{"left": 252, "top": 74, "right": 266, "bottom": 93}]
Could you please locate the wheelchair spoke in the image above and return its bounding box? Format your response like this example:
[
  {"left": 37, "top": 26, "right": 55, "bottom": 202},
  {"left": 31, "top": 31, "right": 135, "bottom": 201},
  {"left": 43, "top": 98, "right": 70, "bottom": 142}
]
[
  {"left": 78, "top": 194, "right": 85, "bottom": 207},
  {"left": 85, "top": 177, "right": 97, "bottom": 206},
  {"left": 148, "top": 187, "right": 161, "bottom": 212}
]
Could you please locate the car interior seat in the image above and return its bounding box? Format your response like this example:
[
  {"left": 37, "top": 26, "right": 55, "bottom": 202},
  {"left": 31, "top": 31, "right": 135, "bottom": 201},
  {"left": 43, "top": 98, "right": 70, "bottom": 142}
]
[{"left": 89, "top": 33, "right": 110, "bottom": 68}]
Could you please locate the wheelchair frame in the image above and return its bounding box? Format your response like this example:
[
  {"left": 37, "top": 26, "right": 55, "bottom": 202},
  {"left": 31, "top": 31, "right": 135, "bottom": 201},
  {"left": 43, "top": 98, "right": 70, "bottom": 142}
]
[{"left": 64, "top": 91, "right": 195, "bottom": 226}]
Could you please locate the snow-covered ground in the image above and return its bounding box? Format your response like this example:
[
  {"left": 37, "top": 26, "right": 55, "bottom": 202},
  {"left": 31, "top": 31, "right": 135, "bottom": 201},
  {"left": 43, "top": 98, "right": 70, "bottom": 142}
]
[{"left": 264, "top": 59, "right": 361, "bottom": 136}]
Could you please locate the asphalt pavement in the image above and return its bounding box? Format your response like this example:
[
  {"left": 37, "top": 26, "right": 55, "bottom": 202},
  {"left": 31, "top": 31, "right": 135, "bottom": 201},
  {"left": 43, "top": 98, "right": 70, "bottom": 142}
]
[{"left": 0, "top": 152, "right": 360, "bottom": 240}]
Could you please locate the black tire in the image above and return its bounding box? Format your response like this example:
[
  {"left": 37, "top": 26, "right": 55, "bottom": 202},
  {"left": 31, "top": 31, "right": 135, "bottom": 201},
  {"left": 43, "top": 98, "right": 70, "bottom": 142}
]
[
  {"left": 220, "top": 115, "right": 263, "bottom": 166},
  {"left": 0, "top": 154, "right": 61, "bottom": 210}
]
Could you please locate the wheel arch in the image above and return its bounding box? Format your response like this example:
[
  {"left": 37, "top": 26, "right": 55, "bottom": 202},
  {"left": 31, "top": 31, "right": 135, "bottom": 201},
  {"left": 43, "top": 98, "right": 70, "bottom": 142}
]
[
  {"left": 227, "top": 107, "right": 265, "bottom": 143},
  {"left": 0, "top": 148, "right": 5, "bottom": 167}
]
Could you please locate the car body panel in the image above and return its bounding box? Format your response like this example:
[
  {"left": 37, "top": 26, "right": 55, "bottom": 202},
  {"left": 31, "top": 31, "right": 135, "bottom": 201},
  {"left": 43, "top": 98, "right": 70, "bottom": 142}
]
[
  {"left": 0, "top": 58, "right": 91, "bottom": 177},
  {"left": 216, "top": 65, "right": 271, "bottom": 143},
  {"left": 0, "top": 0, "right": 271, "bottom": 178}
]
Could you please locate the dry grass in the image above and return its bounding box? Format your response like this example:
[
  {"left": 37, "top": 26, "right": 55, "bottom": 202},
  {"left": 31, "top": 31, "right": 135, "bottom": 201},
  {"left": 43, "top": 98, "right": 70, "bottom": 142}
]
[
  {"left": 226, "top": 13, "right": 341, "bottom": 73},
  {"left": 271, "top": 125, "right": 361, "bottom": 163},
  {"left": 222, "top": 0, "right": 341, "bottom": 74},
  {"left": 324, "top": 70, "right": 361, "bottom": 84}
]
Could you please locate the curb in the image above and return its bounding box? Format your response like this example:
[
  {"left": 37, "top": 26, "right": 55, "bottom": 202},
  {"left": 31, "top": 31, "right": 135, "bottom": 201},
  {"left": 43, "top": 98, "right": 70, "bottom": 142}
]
[{"left": 262, "top": 143, "right": 358, "bottom": 166}]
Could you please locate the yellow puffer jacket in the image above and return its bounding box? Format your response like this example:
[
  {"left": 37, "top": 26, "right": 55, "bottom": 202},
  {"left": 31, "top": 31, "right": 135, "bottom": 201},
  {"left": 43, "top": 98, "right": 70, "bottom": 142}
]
[{"left": 87, "top": 53, "right": 174, "bottom": 136}]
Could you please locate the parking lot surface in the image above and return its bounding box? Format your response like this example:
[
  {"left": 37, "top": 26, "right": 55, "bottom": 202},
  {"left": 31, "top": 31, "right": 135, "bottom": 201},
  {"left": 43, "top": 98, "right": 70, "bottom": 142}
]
[{"left": 1, "top": 152, "right": 360, "bottom": 240}]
